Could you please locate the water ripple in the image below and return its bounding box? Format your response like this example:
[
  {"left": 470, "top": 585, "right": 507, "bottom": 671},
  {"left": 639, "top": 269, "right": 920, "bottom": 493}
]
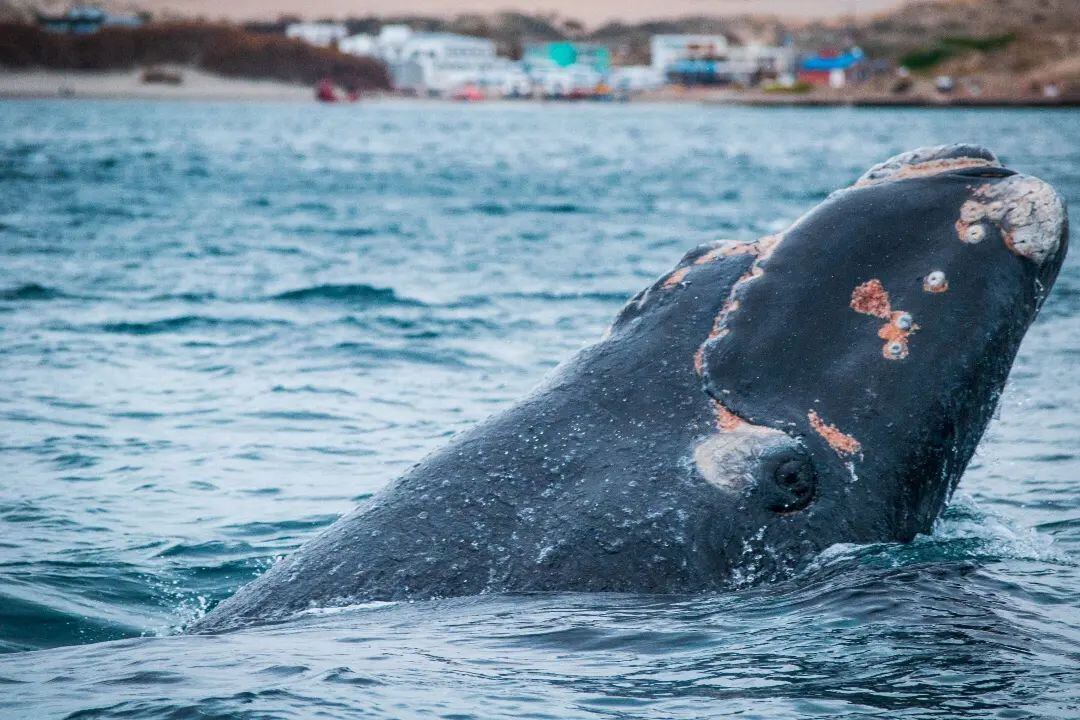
[{"left": 269, "top": 283, "right": 422, "bottom": 307}]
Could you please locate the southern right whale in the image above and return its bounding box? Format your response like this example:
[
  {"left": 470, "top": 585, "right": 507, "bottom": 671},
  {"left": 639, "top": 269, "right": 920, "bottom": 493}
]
[{"left": 191, "top": 144, "right": 1068, "bottom": 633}]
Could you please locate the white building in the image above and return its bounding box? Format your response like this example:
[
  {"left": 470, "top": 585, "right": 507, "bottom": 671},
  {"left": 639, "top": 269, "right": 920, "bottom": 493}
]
[
  {"left": 339, "top": 25, "right": 506, "bottom": 96},
  {"left": 338, "top": 34, "right": 377, "bottom": 57},
  {"left": 498, "top": 67, "right": 533, "bottom": 97},
  {"left": 285, "top": 22, "right": 348, "bottom": 48},
  {"left": 650, "top": 34, "right": 729, "bottom": 74},
  {"left": 651, "top": 33, "right": 794, "bottom": 85},
  {"left": 368, "top": 24, "right": 414, "bottom": 64},
  {"left": 609, "top": 66, "right": 664, "bottom": 93},
  {"left": 726, "top": 44, "right": 795, "bottom": 82},
  {"left": 526, "top": 60, "right": 603, "bottom": 97}
]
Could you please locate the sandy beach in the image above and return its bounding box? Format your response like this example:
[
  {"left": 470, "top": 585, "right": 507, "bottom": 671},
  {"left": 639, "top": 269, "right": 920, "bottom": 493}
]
[
  {"left": 0, "top": 68, "right": 314, "bottom": 101},
  {"left": 3, "top": 68, "right": 1077, "bottom": 107}
]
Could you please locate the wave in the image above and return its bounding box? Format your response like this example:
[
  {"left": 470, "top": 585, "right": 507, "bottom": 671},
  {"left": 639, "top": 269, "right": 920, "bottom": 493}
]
[
  {"left": 0, "top": 283, "right": 67, "bottom": 301},
  {"left": 99, "top": 316, "right": 288, "bottom": 335},
  {"left": 456, "top": 290, "right": 630, "bottom": 304},
  {"left": 0, "top": 590, "right": 142, "bottom": 653},
  {"left": 462, "top": 202, "right": 592, "bottom": 216},
  {"left": 270, "top": 384, "right": 355, "bottom": 397},
  {"left": 219, "top": 515, "right": 339, "bottom": 539},
  {"left": 328, "top": 226, "right": 379, "bottom": 238},
  {"left": 147, "top": 291, "right": 220, "bottom": 303},
  {"left": 803, "top": 496, "right": 1070, "bottom": 583},
  {"left": 156, "top": 540, "right": 260, "bottom": 559},
  {"left": 269, "top": 283, "right": 422, "bottom": 307},
  {"left": 328, "top": 341, "right": 480, "bottom": 367},
  {"left": 342, "top": 315, "right": 503, "bottom": 336}
]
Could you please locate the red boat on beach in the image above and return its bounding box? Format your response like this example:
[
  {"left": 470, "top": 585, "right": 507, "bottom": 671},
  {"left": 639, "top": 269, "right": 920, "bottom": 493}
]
[{"left": 316, "top": 78, "right": 338, "bottom": 102}]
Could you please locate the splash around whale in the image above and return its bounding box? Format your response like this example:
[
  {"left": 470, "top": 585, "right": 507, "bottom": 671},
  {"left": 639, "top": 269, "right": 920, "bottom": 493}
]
[{"left": 190, "top": 144, "right": 1068, "bottom": 634}]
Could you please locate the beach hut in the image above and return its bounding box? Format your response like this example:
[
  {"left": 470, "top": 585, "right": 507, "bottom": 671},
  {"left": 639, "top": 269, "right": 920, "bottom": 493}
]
[{"left": 798, "top": 48, "right": 866, "bottom": 88}]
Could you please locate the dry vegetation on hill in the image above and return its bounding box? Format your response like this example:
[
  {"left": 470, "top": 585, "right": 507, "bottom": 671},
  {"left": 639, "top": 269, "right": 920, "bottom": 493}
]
[
  {"left": 0, "top": 0, "right": 33, "bottom": 22},
  {"left": 0, "top": 22, "right": 391, "bottom": 90},
  {"left": 843, "top": 0, "right": 1080, "bottom": 91}
]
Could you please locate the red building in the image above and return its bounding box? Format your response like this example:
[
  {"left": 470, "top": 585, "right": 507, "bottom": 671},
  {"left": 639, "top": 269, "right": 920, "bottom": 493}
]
[{"left": 797, "top": 48, "right": 866, "bottom": 88}]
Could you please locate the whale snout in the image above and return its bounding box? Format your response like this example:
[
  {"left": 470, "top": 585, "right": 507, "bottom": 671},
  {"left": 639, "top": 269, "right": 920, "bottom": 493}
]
[
  {"left": 957, "top": 172, "right": 1068, "bottom": 269},
  {"left": 856, "top": 142, "right": 1068, "bottom": 274}
]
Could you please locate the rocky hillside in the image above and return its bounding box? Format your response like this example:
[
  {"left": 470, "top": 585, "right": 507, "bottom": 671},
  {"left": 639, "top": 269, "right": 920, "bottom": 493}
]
[
  {"left": 858, "top": 0, "right": 1080, "bottom": 90},
  {"left": 862, "top": 0, "right": 1080, "bottom": 46},
  {"left": 0, "top": 0, "right": 33, "bottom": 23},
  {"left": 0, "top": 22, "right": 392, "bottom": 90}
]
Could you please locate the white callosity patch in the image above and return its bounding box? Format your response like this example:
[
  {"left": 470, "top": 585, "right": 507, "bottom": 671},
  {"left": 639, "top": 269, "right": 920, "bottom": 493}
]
[
  {"left": 958, "top": 176, "right": 1067, "bottom": 264},
  {"left": 693, "top": 425, "right": 795, "bottom": 493},
  {"left": 855, "top": 144, "right": 1001, "bottom": 187}
]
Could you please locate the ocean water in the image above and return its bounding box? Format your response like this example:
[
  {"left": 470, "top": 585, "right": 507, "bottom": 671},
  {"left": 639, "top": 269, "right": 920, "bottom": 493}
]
[{"left": 0, "top": 99, "right": 1077, "bottom": 719}]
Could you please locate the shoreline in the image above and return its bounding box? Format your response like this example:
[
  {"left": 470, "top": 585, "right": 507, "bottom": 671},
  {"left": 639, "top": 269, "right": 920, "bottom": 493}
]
[
  {"left": 2, "top": 69, "right": 1078, "bottom": 108},
  {"left": 0, "top": 69, "right": 313, "bottom": 102},
  {"left": 704, "top": 93, "right": 1080, "bottom": 108}
]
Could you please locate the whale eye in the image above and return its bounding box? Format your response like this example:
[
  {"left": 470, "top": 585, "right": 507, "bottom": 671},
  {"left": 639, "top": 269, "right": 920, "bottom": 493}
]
[{"left": 759, "top": 448, "right": 817, "bottom": 513}]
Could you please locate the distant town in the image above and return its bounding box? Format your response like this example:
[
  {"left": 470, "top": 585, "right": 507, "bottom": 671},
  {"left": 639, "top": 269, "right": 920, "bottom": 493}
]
[
  {"left": 2, "top": 0, "right": 1079, "bottom": 104},
  {"left": 15, "top": 5, "right": 875, "bottom": 101},
  {"left": 291, "top": 23, "right": 819, "bottom": 101}
]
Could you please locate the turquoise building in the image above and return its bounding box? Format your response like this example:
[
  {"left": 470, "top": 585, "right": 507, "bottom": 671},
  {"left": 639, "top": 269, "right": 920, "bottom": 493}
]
[{"left": 523, "top": 42, "right": 611, "bottom": 73}]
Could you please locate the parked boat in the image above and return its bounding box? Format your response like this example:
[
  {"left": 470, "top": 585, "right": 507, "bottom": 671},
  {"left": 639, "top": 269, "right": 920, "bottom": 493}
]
[{"left": 315, "top": 78, "right": 338, "bottom": 102}]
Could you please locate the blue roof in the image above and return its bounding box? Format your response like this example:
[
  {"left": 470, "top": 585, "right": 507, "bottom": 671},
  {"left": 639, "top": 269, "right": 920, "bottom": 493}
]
[{"left": 801, "top": 48, "right": 864, "bottom": 71}]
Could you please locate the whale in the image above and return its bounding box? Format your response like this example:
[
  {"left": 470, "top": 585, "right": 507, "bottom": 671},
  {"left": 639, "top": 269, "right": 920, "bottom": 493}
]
[{"left": 191, "top": 145, "right": 1068, "bottom": 633}]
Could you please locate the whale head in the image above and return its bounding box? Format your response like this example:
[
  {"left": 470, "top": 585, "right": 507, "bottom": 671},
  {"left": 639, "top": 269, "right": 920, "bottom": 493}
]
[{"left": 694, "top": 144, "right": 1068, "bottom": 580}]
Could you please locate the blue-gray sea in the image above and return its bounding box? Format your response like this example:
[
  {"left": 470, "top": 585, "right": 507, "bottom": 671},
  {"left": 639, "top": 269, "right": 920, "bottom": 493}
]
[{"left": 0, "top": 100, "right": 1078, "bottom": 719}]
